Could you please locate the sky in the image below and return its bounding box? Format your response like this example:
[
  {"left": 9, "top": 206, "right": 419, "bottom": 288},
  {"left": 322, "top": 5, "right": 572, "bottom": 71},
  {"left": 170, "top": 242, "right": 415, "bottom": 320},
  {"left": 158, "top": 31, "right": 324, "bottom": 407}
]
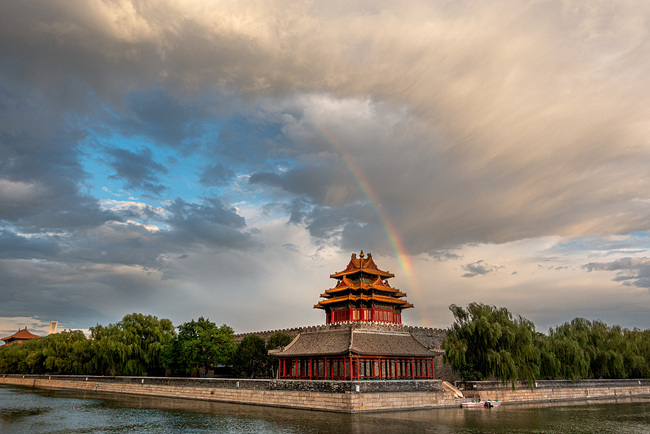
[{"left": 1, "top": 0, "right": 650, "bottom": 339}]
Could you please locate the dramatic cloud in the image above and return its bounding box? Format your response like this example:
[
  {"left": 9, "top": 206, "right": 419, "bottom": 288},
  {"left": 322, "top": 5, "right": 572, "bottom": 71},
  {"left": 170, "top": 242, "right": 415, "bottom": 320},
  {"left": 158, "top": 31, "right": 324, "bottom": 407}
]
[
  {"left": 461, "top": 260, "right": 504, "bottom": 278},
  {"left": 108, "top": 147, "right": 168, "bottom": 196},
  {"left": 1, "top": 0, "right": 650, "bottom": 335},
  {"left": 583, "top": 257, "right": 650, "bottom": 289}
]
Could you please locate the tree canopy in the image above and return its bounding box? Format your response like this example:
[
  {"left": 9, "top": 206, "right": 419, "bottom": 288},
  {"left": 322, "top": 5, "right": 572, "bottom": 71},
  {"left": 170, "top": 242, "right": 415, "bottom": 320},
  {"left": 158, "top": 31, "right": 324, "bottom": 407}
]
[
  {"left": 90, "top": 313, "right": 176, "bottom": 376},
  {"left": 163, "top": 317, "right": 234, "bottom": 376},
  {"left": 231, "top": 335, "right": 270, "bottom": 378},
  {"left": 442, "top": 303, "right": 540, "bottom": 386},
  {"left": 443, "top": 303, "right": 650, "bottom": 385}
]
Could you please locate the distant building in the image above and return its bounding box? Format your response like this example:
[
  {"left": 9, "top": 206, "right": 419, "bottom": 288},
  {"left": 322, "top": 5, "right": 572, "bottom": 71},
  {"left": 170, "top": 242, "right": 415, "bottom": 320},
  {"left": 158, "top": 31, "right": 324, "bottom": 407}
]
[
  {"left": 1, "top": 328, "right": 41, "bottom": 345},
  {"left": 48, "top": 321, "right": 58, "bottom": 335},
  {"left": 271, "top": 251, "right": 440, "bottom": 380}
]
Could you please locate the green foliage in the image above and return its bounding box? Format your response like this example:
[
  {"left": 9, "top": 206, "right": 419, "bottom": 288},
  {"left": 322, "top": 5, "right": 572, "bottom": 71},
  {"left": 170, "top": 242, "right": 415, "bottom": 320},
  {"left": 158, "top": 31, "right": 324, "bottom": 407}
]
[
  {"left": 266, "top": 331, "right": 293, "bottom": 350},
  {"left": 42, "top": 330, "right": 93, "bottom": 374},
  {"left": 90, "top": 313, "right": 176, "bottom": 376},
  {"left": 231, "top": 335, "right": 270, "bottom": 378},
  {"left": 265, "top": 331, "right": 293, "bottom": 378},
  {"left": 164, "top": 317, "right": 234, "bottom": 375},
  {"left": 539, "top": 318, "right": 649, "bottom": 380},
  {"left": 442, "top": 304, "right": 650, "bottom": 384},
  {"left": 442, "top": 303, "right": 540, "bottom": 387},
  {"left": 0, "top": 330, "right": 92, "bottom": 375}
]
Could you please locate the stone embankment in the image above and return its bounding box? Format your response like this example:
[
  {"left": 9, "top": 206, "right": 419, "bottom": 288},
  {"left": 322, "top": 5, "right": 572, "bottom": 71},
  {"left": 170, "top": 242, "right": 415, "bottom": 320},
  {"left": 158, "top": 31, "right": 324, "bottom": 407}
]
[
  {"left": 0, "top": 374, "right": 458, "bottom": 413},
  {"left": 2, "top": 375, "right": 648, "bottom": 413},
  {"left": 463, "top": 379, "right": 650, "bottom": 404}
]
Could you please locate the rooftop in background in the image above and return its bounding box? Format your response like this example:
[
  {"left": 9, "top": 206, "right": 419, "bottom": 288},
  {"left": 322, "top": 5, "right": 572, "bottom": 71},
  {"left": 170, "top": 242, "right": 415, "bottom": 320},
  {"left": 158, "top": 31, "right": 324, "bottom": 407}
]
[{"left": 1, "top": 328, "right": 41, "bottom": 345}]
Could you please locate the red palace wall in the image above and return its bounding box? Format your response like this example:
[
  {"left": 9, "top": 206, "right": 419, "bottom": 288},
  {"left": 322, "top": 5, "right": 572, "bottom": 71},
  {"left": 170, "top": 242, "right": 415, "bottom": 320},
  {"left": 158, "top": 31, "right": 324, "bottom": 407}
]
[{"left": 326, "top": 308, "right": 402, "bottom": 324}]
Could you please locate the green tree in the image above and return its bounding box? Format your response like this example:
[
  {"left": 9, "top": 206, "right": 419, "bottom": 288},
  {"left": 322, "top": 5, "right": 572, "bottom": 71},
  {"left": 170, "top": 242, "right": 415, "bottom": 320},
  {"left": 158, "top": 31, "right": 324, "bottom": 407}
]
[
  {"left": 545, "top": 318, "right": 645, "bottom": 380},
  {"left": 90, "top": 313, "right": 175, "bottom": 376},
  {"left": 231, "top": 335, "right": 270, "bottom": 378},
  {"left": 266, "top": 331, "right": 293, "bottom": 378},
  {"left": 164, "top": 317, "right": 234, "bottom": 376},
  {"left": 442, "top": 303, "right": 540, "bottom": 387},
  {"left": 41, "top": 330, "right": 92, "bottom": 374},
  {"left": 266, "top": 331, "right": 293, "bottom": 350}
]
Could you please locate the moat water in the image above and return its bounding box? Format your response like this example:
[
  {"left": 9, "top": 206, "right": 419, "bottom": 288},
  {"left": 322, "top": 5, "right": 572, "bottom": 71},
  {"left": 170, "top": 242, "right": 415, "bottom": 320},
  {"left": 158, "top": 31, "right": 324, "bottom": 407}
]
[{"left": 1, "top": 385, "right": 649, "bottom": 433}]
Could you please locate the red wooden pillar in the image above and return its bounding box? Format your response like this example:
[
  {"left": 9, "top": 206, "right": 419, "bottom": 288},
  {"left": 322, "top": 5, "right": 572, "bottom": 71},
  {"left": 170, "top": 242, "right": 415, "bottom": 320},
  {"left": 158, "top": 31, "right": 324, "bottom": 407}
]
[
  {"left": 324, "top": 357, "right": 328, "bottom": 380},
  {"left": 410, "top": 359, "right": 415, "bottom": 379},
  {"left": 349, "top": 357, "right": 353, "bottom": 380}
]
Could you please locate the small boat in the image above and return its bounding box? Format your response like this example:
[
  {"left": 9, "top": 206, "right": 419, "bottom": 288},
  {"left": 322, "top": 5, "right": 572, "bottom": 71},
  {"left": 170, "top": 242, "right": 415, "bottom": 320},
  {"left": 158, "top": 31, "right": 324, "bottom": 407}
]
[
  {"left": 461, "top": 399, "right": 501, "bottom": 408},
  {"left": 461, "top": 400, "right": 486, "bottom": 408}
]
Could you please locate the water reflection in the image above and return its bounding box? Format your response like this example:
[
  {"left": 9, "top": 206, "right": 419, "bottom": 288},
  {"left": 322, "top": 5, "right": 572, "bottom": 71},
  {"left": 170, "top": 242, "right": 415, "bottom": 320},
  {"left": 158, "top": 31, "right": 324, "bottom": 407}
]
[{"left": 1, "top": 385, "right": 649, "bottom": 433}]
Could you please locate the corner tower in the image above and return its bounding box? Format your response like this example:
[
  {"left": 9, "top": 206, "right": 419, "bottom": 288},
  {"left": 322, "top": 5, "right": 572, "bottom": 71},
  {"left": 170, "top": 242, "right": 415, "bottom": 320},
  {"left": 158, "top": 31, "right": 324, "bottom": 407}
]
[{"left": 314, "top": 251, "right": 413, "bottom": 324}]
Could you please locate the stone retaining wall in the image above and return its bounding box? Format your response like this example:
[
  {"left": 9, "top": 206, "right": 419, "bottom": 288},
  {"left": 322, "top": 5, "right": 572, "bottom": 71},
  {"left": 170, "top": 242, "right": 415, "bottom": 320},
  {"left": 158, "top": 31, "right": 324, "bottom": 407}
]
[
  {"left": 0, "top": 375, "right": 458, "bottom": 413},
  {"left": 4, "top": 375, "right": 646, "bottom": 412},
  {"left": 463, "top": 379, "right": 650, "bottom": 404}
]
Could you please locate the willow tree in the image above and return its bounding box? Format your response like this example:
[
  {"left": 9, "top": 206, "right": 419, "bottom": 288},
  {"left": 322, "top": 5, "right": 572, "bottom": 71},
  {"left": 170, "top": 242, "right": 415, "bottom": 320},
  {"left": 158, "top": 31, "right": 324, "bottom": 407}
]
[
  {"left": 41, "top": 330, "right": 92, "bottom": 374},
  {"left": 442, "top": 303, "right": 540, "bottom": 387},
  {"left": 90, "top": 313, "right": 175, "bottom": 376},
  {"left": 546, "top": 318, "right": 646, "bottom": 380}
]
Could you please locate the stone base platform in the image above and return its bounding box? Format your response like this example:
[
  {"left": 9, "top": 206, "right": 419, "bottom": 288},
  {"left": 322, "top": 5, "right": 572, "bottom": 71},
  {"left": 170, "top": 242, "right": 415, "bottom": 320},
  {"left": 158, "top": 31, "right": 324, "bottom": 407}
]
[
  {"left": 0, "top": 375, "right": 460, "bottom": 413},
  {"left": 463, "top": 379, "right": 650, "bottom": 404}
]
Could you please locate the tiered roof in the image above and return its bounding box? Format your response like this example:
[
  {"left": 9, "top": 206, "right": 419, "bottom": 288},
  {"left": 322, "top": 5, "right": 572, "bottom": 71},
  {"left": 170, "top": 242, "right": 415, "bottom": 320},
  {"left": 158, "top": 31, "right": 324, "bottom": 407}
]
[
  {"left": 329, "top": 251, "right": 395, "bottom": 279},
  {"left": 314, "top": 251, "right": 413, "bottom": 310},
  {"left": 1, "top": 327, "right": 40, "bottom": 345}
]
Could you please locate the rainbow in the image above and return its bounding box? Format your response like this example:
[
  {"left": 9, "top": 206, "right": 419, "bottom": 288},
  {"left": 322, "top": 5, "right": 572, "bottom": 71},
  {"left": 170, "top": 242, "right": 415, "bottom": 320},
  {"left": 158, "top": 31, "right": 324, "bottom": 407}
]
[{"left": 313, "top": 125, "right": 425, "bottom": 324}]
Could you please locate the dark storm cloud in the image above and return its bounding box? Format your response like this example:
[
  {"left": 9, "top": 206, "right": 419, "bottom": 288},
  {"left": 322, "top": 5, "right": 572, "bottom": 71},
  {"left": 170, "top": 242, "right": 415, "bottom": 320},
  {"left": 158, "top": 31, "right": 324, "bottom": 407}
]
[
  {"left": 6, "top": 0, "right": 649, "bottom": 255},
  {"left": 108, "top": 147, "right": 168, "bottom": 196},
  {"left": 121, "top": 90, "right": 200, "bottom": 146},
  {"left": 583, "top": 257, "right": 650, "bottom": 289},
  {"left": 0, "top": 258, "right": 150, "bottom": 328},
  {"left": 461, "top": 260, "right": 502, "bottom": 278},
  {"left": 199, "top": 163, "right": 235, "bottom": 187},
  {"left": 61, "top": 197, "right": 255, "bottom": 268},
  {"left": 285, "top": 198, "right": 309, "bottom": 225},
  {"left": 249, "top": 165, "right": 331, "bottom": 203},
  {"left": 0, "top": 231, "right": 61, "bottom": 259},
  {"left": 163, "top": 198, "right": 253, "bottom": 248},
  {"left": 0, "top": 129, "right": 116, "bottom": 233}
]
